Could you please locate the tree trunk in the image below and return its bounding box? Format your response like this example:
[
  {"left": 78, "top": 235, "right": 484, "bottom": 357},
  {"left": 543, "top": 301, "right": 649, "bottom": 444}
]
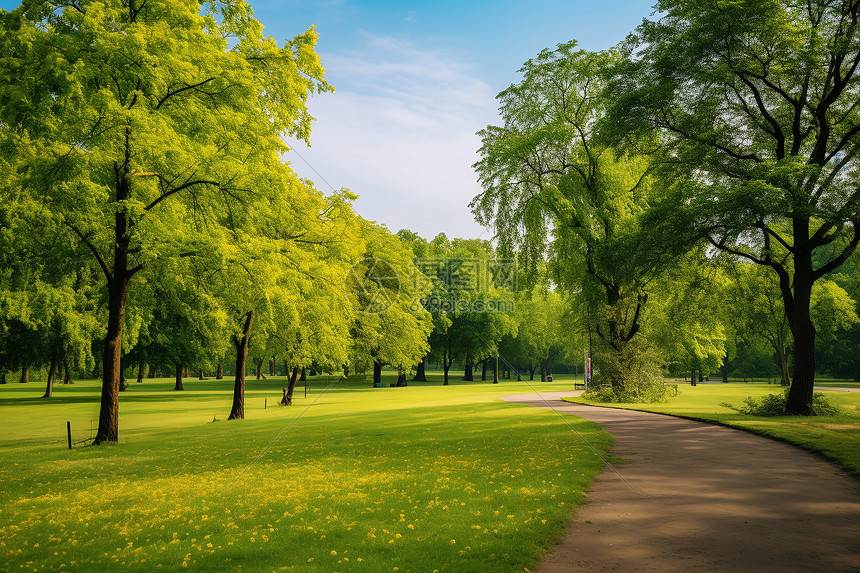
[
  {"left": 281, "top": 367, "right": 300, "bottom": 405},
  {"left": 464, "top": 363, "right": 473, "bottom": 381},
  {"left": 516, "top": 367, "right": 522, "bottom": 382},
  {"left": 94, "top": 239, "right": 131, "bottom": 443},
  {"left": 137, "top": 361, "right": 145, "bottom": 383},
  {"left": 540, "top": 364, "right": 546, "bottom": 382},
  {"left": 778, "top": 345, "right": 791, "bottom": 387},
  {"left": 20, "top": 363, "right": 28, "bottom": 383},
  {"left": 42, "top": 350, "right": 58, "bottom": 398},
  {"left": 412, "top": 359, "right": 427, "bottom": 381},
  {"left": 0, "top": 370, "right": 5, "bottom": 384},
  {"left": 255, "top": 358, "right": 265, "bottom": 380},
  {"left": 373, "top": 361, "right": 383, "bottom": 386},
  {"left": 443, "top": 347, "right": 450, "bottom": 386},
  {"left": 270, "top": 356, "right": 276, "bottom": 377},
  {"left": 481, "top": 359, "right": 488, "bottom": 381},
  {"left": 174, "top": 363, "right": 184, "bottom": 391},
  {"left": 785, "top": 261, "right": 816, "bottom": 414},
  {"left": 493, "top": 358, "right": 498, "bottom": 384},
  {"left": 299, "top": 367, "right": 307, "bottom": 382},
  {"left": 529, "top": 364, "right": 535, "bottom": 381},
  {"left": 310, "top": 367, "right": 317, "bottom": 376},
  {"left": 216, "top": 361, "right": 224, "bottom": 380},
  {"left": 229, "top": 311, "right": 254, "bottom": 420},
  {"left": 721, "top": 360, "right": 728, "bottom": 384},
  {"left": 342, "top": 364, "right": 349, "bottom": 377}
]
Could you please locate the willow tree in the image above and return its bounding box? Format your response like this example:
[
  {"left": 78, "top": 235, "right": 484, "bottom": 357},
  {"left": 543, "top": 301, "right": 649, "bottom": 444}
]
[
  {"left": 613, "top": 0, "right": 860, "bottom": 413},
  {"left": 0, "top": 0, "right": 330, "bottom": 441},
  {"left": 473, "top": 42, "right": 668, "bottom": 399}
]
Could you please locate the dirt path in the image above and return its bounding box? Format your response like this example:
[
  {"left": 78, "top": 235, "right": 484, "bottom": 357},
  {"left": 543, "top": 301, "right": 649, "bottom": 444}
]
[{"left": 502, "top": 391, "right": 860, "bottom": 573}]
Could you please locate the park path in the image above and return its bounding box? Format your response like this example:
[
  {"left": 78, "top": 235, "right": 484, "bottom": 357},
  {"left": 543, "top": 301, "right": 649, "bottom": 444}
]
[{"left": 501, "top": 391, "right": 860, "bottom": 573}]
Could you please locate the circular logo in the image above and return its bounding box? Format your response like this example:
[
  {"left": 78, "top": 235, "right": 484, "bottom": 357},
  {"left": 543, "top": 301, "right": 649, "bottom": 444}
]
[{"left": 345, "top": 257, "right": 401, "bottom": 314}]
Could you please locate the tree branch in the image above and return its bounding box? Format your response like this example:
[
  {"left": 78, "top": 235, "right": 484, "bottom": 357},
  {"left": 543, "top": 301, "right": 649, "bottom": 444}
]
[{"left": 63, "top": 221, "right": 111, "bottom": 279}]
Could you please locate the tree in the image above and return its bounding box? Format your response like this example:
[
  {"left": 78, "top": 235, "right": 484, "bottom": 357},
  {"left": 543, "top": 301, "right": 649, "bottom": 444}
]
[
  {"left": 613, "top": 0, "right": 860, "bottom": 413},
  {"left": 649, "top": 254, "right": 730, "bottom": 384},
  {"left": 473, "top": 42, "right": 669, "bottom": 398},
  {"left": 0, "top": 0, "right": 331, "bottom": 441},
  {"left": 507, "top": 289, "right": 568, "bottom": 381},
  {"left": 346, "top": 222, "right": 432, "bottom": 386}
]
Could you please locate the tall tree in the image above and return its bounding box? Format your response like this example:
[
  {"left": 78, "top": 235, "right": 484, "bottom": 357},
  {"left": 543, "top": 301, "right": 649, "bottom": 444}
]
[
  {"left": 613, "top": 0, "right": 860, "bottom": 413},
  {"left": 473, "top": 42, "right": 668, "bottom": 398},
  {"left": 0, "top": 0, "right": 330, "bottom": 441}
]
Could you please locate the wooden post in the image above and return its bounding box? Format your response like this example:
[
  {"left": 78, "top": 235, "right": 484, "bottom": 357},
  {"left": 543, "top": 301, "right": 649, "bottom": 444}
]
[{"left": 67, "top": 421, "right": 72, "bottom": 450}]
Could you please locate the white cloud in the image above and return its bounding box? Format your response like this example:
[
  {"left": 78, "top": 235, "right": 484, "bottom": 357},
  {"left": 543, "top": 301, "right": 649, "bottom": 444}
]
[{"left": 285, "top": 34, "right": 500, "bottom": 240}]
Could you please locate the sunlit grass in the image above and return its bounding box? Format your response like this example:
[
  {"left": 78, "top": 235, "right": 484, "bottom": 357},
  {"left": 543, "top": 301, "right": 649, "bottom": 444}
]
[
  {"left": 0, "top": 372, "right": 608, "bottom": 572},
  {"left": 567, "top": 382, "right": 860, "bottom": 477}
]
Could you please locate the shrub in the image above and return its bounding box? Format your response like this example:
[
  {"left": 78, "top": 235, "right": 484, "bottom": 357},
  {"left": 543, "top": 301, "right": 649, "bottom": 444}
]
[
  {"left": 584, "top": 341, "right": 680, "bottom": 404},
  {"left": 724, "top": 389, "right": 842, "bottom": 417}
]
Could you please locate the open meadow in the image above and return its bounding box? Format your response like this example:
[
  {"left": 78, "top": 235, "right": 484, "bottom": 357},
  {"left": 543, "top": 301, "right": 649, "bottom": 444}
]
[{"left": 0, "top": 373, "right": 610, "bottom": 572}]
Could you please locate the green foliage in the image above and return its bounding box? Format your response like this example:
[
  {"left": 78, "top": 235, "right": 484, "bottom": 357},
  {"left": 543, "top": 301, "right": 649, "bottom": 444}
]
[
  {"left": 726, "top": 389, "right": 842, "bottom": 417},
  {"left": 585, "top": 340, "right": 679, "bottom": 403},
  {"left": 612, "top": 0, "right": 860, "bottom": 413}
]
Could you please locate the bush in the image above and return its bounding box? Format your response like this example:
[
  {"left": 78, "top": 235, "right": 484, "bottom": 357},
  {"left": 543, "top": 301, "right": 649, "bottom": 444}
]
[
  {"left": 724, "top": 389, "right": 842, "bottom": 417},
  {"left": 583, "top": 341, "right": 679, "bottom": 404}
]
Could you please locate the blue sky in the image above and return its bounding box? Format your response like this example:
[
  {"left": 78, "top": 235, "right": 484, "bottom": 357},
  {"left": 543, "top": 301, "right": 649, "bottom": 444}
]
[{"left": 1, "top": 0, "right": 657, "bottom": 239}]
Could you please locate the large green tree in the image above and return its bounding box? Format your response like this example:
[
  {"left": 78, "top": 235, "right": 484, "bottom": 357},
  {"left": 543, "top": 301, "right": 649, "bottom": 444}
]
[
  {"left": 0, "top": 0, "right": 330, "bottom": 441},
  {"left": 613, "top": 0, "right": 860, "bottom": 413},
  {"left": 473, "top": 42, "right": 668, "bottom": 398}
]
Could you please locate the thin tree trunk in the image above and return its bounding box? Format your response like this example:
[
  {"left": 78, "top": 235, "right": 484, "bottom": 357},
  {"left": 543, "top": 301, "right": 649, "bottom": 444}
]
[
  {"left": 270, "top": 356, "right": 276, "bottom": 377},
  {"left": 493, "top": 358, "right": 498, "bottom": 384},
  {"left": 778, "top": 345, "right": 791, "bottom": 387},
  {"left": 373, "top": 361, "right": 383, "bottom": 385},
  {"left": 481, "top": 359, "right": 488, "bottom": 381},
  {"left": 443, "top": 347, "right": 449, "bottom": 386},
  {"left": 540, "top": 364, "right": 546, "bottom": 382},
  {"left": 299, "top": 367, "right": 307, "bottom": 382},
  {"left": 216, "top": 361, "right": 224, "bottom": 380},
  {"left": 174, "top": 363, "right": 184, "bottom": 391},
  {"left": 464, "top": 363, "right": 473, "bottom": 381},
  {"left": 229, "top": 311, "right": 254, "bottom": 420},
  {"left": 137, "top": 361, "right": 145, "bottom": 383},
  {"left": 529, "top": 364, "right": 535, "bottom": 381},
  {"left": 281, "top": 367, "right": 300, "bottom": 405},
  {"left": 255, "top": 358, "right": 264, "bottom": 380},
  {"left": 20, "top": 363, "right": 28, "bottom": 383},
  {"left": 42, "top": 350, "right": 58, "bottom": 398}
]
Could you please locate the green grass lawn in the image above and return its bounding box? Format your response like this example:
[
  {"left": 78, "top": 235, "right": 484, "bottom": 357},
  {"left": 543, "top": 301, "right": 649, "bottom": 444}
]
[
  {"left": 0, "top": 372, "right": 608, "bottom": 572},
  {"left": 566, "top": 382, "right": 860, "bottom": 477}
]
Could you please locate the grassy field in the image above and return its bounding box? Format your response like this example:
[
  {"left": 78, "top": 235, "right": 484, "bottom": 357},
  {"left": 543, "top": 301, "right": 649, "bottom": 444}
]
[
  {"left": 0, "top": 372, "right": 609, "bottom": 572},
  {"left": 566, "top": 382, "right": 860, "bottom": 477}
]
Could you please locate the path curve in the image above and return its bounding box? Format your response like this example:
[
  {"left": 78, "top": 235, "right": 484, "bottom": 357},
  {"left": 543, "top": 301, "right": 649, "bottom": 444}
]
[{"left": 502, "top": 391, "right": 860, "bottom": 572}]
